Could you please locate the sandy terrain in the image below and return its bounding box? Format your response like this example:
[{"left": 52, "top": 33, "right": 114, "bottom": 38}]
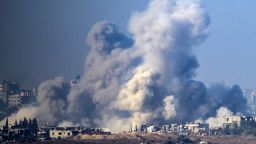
[
  {"left": 72, "top": 132, "right": 256, "bottom": 144},
  {"left": 189, "top": 135, "right": 256, "bottom": 144},
  {"left": 30, "top": 132, "right": 256, "bottom": 144}
]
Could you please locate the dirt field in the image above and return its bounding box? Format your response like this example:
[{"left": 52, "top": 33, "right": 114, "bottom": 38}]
[
  {"left": 189, "top": 135, "right": 256, "bottom": 144},
  {"left": 30, "top": 133, "right": 256, "bottom": 144},
  {"left": 73, "top": 132, "right": 256, "bottom": 144}
]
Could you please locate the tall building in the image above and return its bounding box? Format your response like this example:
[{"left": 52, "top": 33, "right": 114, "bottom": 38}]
[
  {"left": 19, "top": 90, "right": 37, "bottom": 105},
  {"left": 243, "top": 89, "right": 256, "bottom": 113},
  {"left": 0, "top": 80, "right": 20, "bottom": 105},
  {"left": 0, "top": 80, "right": 37, "bottom": 108},
  {"left": 0, "top": 83, "right": 8, "bottom": 103},
  {"left": 8, "top": 94, "right": 22, "bottom": 108}
]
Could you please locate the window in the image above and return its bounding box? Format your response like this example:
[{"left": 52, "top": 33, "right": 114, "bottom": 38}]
[
  {"left": 52, "top": 132, "right": 54, "bottom": 136},
  {"left": 58, "top": 132, "right": 62, "bottom": 135},
  {"left": 67, "top": 132, "right": 70, "bottom": 136}
]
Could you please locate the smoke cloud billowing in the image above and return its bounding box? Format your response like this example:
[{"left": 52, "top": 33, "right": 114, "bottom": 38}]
[
  {"left": 206, "top": 107, "right": 234, "bottom": 128},
  {"left": 5, "top": 0, "right": 248, "bottom": 132}
]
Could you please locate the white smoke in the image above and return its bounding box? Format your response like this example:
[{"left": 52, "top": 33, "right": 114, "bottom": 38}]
[
  {"left": 58, "top": 120, "right": 79, "bottom": 127},
  {"left": 2, "top": 106, "right": 38, "bottom": 125},
  {"left": 206, "top": 107, "right": 234, "bottom": 128},
  {"left": 4, "top": 0, "right": 248, "bottom": 133},
  {"left": 110, "top": 0, "right": 209, "bottom": 129},
  {"left": 4, "top": 76, "right": 69, "bottom": 125},
  {"left": 163, "top": 96, "right": 177, "bottom": 120},
  {"left": 114, "top": 66, "right": 157, "bottom": 112}
]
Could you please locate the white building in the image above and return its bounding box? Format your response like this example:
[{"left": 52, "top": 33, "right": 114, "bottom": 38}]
[
  {"left": 49, "top": 128, "right": 73, "bottom": 139},
  {"left": 169, "top": 124, "right": 181, "bottom": 132},
  {"left": 147, "top": 125, "right": 160, "bottom": 132},
  {"left": 184, "top": 123, "right": 209, "bottom": 134},
  {"left": 161, "top": 125, "right": 170, "bottom": 132}
]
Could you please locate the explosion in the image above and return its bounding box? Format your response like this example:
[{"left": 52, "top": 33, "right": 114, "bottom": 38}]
[{"left": 6, "top": 0, "right": 247, "bottom": 132}]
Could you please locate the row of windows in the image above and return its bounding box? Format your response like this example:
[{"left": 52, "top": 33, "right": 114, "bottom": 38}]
[{"left": 51, "top": 131, "right": 71, "bottom": 136}]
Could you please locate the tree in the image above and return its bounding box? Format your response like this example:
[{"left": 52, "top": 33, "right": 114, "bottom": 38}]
[
  {"left": 28, "top": 118, "right": 32, "bottom": 128},
  {"left": 32, "top": 118, "right": 38, "bottom": 129},
  {"left": 18, "top": 119, "right": 22, "bottom": 128},
  {"left": 14, "top": 119, "right": 18, "bottom": 128},
  {"left": 22, "top": 117, "right": 28, "bottom": 128}
]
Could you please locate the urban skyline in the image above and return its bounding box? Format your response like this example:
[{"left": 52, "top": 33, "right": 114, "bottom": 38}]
[{"left": 1, "top": 0, "right": 256, "bottom": 143}]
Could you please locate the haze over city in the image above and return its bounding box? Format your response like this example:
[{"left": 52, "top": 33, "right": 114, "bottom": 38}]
[{"left": 1, "top": 0, "right": 256, "bottom": 143}]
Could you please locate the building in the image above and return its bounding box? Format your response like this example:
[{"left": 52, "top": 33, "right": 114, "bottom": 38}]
[
  {"left": 7, "top": 90, "right": 36, "bottom": 108},
  {"left": 223, "top": 116, "right": 255, "bottom": 129},
  {"left": 0, "top": 80, "right": 37, "bottom": 109},
  {"left": 8, "top": 94, "right": 22, "bottom": 108},
  {"left": 161, "top": 125, "right": 170, "bottom": 132},
  {"left": 244, "top": 89, "right": 256, "bottom": 113},
  {"left": 37, "top": 129, "right": 48, "bottom": 141},
  {"left": 19, "top": 90, "right": 37, "bottom": 105},
  {"left": 48, "top": 126, "right": 101, "bottom": 139},
  {"left": 169, "top": 124, "right": 181, "bottom": 132},
  {"left": 184, "top": 123, "right": 209, "bottom": 134},
  {"left": 0, "top": 80, "right": 20, "bottom": 105},
  {"left": 0, "top": 84, "right": 7, "bottom": 104},
  {"left": 146, "top": 125, "right": 161, "bottom": 132},
  {"left": 49, "top": 128, "right": 73, "bottom": 139},
  {"left": 223, "top": 116, "right": 242, "bottom": 128}
]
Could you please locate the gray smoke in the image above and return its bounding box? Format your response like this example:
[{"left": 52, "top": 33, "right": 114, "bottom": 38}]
[
  {"left": 175, "top": 81, "right": 247, "bottom": 123},
  {"left": 5, "top": 77, "right": 70, "bottom": 125},
  {"left": 5, "top": 0, "right": 248, "bottom": 132}
]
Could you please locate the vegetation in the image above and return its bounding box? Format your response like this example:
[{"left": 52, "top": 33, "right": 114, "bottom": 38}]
[{"left": 13, "top": 117, "right": 38, "bottom": 129}]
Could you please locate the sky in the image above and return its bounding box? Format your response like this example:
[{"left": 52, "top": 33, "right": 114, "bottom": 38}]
[{"left": 0, "top": 0, "right": 256, "bottom": 90}]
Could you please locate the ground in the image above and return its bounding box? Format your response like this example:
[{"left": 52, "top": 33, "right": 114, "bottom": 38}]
[{"left": 29, "top": 132, "right": 256, "bottom": 144}]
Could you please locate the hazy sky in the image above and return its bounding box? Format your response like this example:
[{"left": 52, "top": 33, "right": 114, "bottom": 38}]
[{"left": 0, "top": 0, "right": 256, "bottom": 89}]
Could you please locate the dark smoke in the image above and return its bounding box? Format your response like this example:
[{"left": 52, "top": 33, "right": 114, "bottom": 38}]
[
  {"left": 5, "top": 0, "right": 248, "bottom": 132},
  {"left": 175, "top": 81, "right": 248, "bottom": 123}
]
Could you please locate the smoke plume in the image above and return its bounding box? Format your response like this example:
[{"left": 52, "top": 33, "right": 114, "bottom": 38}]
[
  {"left": 206, "top": 107, "right": 234, "bottom": 128},
  {"left": 5, "top": 0, "right": 248, "bottom": 132}
]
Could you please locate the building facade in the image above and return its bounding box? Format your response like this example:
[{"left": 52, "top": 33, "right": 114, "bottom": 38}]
[
  {"left": 8, "top": 94, "right": 22, "bottom": 108},
  {"left": 49, "top": 128, "right": 73, "bottom": 139},
  {"left": 244, "top": 89, "right": 256, "bottom": 113},
  {"left": 223, "top": 116, "right": 255, "bottom": 129},
  {"left": 0, "top": 80, "right": 20, "bottom": 105}
]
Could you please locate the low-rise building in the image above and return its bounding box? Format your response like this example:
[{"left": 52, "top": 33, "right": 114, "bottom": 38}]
[
  {"left": 169, "top": 124, "right": 180, "bottom": 132},
  {"left": 161, "top": 125, "right": 170, "bottom": 132},
  {"left": 49, "top": 128, "right": 73, "bottom": 139},
  {"left": 146, "top": 125, "right": 161, "bottom": 132},
  {"left": 140, "top": 125, "right": 147, "bottom": 132},
  {"left": 184, "top": 123, "right": 209, "bottom": 134},
  {"left": 223, "top": 116, "right": 255, "bottom": 129}
]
